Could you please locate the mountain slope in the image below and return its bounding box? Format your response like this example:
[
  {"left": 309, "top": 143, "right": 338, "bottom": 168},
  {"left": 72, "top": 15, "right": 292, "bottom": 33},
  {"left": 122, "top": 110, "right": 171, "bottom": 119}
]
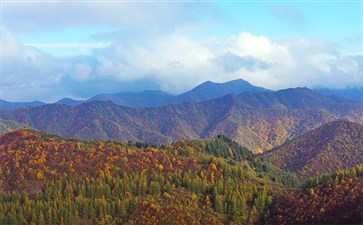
[
  {"left": 236, "top": 87, "right": 339, "bottom": 109},
  {"left": 1, "top": 89, "right": 362, "bottom": 152},
  {"left": 89, "top": 90, "right": 175, "bottom": 108},
  {"left": 262, "top": 120, "right": 363, "bottom": 178},
  {"left": 0, "top": 119, "right": 29, "bottom": 134}
]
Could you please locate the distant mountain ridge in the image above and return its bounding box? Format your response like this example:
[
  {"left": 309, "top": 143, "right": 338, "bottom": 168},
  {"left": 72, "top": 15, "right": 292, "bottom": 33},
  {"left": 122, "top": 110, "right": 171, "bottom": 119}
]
[
  {"left": 315, "top": 87, "right": 363, "bottom": 103},
  {"left": 0, "top": 99, "right": 46, "bottom": 110},
  {"left": 89, "top": 79, "right": 271, "bottom": 108},
  {"left": 1, "top": 79, "right": 271, "bottom": 109},
  {"left": 3, "top": 79, "right": 362, "bottom": 109},
  {"left": 262, "top": 120, "right": 363, "bottom": 178},
  {"left": 1, "top": 87, "right": 362, "bottom": 152}
]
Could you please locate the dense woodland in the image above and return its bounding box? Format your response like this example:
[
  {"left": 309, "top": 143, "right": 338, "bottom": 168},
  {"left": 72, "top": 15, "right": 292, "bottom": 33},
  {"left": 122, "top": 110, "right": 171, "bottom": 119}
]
[
  {"left": 0, "top": 129, "right": 362, "bottom": 224},
  {"left": 268, "top": 165, "right": 363, "bottom": 225}
]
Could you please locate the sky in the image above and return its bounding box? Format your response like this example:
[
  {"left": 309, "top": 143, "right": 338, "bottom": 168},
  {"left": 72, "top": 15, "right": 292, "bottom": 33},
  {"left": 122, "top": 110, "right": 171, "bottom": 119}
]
[{"left": 1, "top": 0, "right": 362, "bottom": 102}]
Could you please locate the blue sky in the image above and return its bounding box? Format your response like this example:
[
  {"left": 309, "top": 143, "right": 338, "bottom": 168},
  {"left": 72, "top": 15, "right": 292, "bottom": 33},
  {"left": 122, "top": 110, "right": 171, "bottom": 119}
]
[
  {"left": 216, "top": 2, "right": 361, "bottom": 39},
  {"left": 1, "top": 1, "right": 362, "bottom": 102}
]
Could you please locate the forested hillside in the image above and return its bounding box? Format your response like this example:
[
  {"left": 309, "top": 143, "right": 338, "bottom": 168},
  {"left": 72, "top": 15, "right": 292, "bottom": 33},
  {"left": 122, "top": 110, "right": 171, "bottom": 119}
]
[
  {"left": 1, "top": 130, "right": 361, "bottom": 224},
  {"left": 267, "top": 165, "right": 363, "bottom": 225},
  {"left": 262, "top": 121, "right": 363, "bottom": 178},
  {"left": 0, "top": 130, "right": 278, "bottom": 225}
]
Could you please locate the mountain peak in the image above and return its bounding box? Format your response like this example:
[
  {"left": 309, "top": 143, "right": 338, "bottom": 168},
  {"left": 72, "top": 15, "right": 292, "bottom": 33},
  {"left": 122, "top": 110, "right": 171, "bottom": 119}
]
[
  {"left": 196, "top": 79, "right": 252, "bottom": 88},
  {"left": 56, "top": 98, "right": 83, "bottom": 106},
  {"left": 225, "top": 78, "right": 251, "bottom": 84},
  {"left": 200, "top": 80, "right": 215, "bottom": 85},
  {"left": 178, "top": 78, "right": 270, "bottom": 102}
]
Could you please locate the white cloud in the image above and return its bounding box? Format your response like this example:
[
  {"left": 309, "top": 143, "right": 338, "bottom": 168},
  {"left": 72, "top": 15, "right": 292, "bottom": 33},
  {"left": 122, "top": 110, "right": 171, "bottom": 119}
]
[
  {"left": 72, "top": 63, "right": 93, "bottom": 81},
  {"left": 2, "top": 27, "right": 363, "bottom": 102},
  {"left": 309, "top": 54, "right": 340, "bottom": 74},
  {"left": 1, "top": 27, "right": 69, "bottom": 101},
  {"left": 336, "top": 55, "right": 361, "bottom": 75},
  {"left": 2, "top": 27, "right": 23, "bottom": 59},
  {"left": 228, "top": 32, "right": 290, "bottom": 62},
  {"left": 85, "top": 32, "right": 362, "bottom": 93}
]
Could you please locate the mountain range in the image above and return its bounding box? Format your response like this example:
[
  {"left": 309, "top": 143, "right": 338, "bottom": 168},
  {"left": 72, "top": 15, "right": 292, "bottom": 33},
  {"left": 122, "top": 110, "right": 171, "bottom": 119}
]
[
  {"left": 1, "top": 79, "right": 362, "bottom": 110},
  {"left": 0, "top": 79, "right": 270, "bottom": 109},
  {"left": 1, "top": 87, "right": 362, "bottom": 152},
  {"left": 262, "top": 120, "right": 363, "bottom": 178},
  {"left": 88, "top": 79, "right": 271, "bottom": 108}
]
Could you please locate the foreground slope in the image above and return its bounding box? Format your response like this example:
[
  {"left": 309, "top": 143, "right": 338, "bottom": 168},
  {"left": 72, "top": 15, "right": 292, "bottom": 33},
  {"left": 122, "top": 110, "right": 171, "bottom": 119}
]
[
  {"left": 267, "top": 165, "right": 363, "bottom": 225},
  {"left": 262, "top": 120, "right": 363, "bottom": 178},
  {"left": 0, "top": 130, "right": 361, "bottom": 225},
  {"left": 0, "top": 130, "right": 277, "bottom": 225},
  {"left": 1, "top": 88, "right": 362, "bottom": 153}
]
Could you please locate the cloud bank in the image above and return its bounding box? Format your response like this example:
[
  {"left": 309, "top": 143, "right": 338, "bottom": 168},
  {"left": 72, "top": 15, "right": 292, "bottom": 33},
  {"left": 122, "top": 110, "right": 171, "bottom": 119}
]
[{"left": 2, "top": 27, "right": 362, "bottom": 102}]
